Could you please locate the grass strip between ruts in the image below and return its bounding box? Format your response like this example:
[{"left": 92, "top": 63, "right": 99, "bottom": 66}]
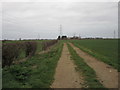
[{"left": 67, "top": 43, "right": 106, "bottom": 88}]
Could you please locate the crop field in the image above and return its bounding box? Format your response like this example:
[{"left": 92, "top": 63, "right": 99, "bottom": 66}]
[
  {"left": 70, "top": 39, "right": 119, "bottom": 70},
  {"left": 2, "top": 39, "right": 119, "bottom": 88}
]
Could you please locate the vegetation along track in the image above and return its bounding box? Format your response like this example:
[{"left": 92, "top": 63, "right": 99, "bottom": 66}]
[
  {"left": 69, "top": 43, "right": 118, "bottom": 88},
  {"left": 3, "top": 42, "right": 63, "bottom": 88}
]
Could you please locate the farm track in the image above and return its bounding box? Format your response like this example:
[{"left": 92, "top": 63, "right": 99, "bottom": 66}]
[
  {"left": 69, "top": 43, "right": 118, "bottom": 88},
  {"left": 51, "top": 43, "right": 84, "bottom": 88}
]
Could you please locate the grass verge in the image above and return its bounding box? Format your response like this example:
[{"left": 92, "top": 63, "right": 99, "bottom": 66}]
[
  {"left": 67, "top": 43, "right": 105, "bottom": 88},
  {"left": 3, "top": 42, "right": 63, "bottom": 88}
]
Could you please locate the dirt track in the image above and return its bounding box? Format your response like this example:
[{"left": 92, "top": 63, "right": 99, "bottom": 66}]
[
  {"left": 69, "top": 43, "right": 118, "bottom": 88},
  {"left": 51, "top": 43, "right": 84, "bottom": 88}
]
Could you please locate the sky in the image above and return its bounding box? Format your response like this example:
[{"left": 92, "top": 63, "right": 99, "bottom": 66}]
[{"left": 1, "top": 1, "right": 119, "bottom": 40}]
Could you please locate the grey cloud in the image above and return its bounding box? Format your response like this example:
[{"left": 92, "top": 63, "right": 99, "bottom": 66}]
[{"left": 2, "top": 2, "right": 118, "bottom": 40}]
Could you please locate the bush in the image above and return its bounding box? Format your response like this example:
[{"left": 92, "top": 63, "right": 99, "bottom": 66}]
[
  {"left": 2, "top": 43, "right": 20, "bottom": 67},
  {"left": 10, "top": 65, "right": 31, "bottom": 81},
  {"left": 24, "top": 41, "right": 37, "bottom": 57},
  {"left": 2, "top": 41, "right": 37, "bottom": 67},
  {"left": 42, "top": 40, "right": 58, "bottom": 50}
]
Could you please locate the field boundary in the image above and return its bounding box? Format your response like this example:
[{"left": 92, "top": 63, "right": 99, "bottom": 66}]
[
  {"left": 3, "top": 42, "right": 63, "bottom": 88},
  {"left": 38, "top": 43, "right": 57, "bottom": 55}
]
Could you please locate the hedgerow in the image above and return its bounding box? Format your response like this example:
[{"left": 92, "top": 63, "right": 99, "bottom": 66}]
[
  {"left": 2, "top": 40, "right": 58, "bottom": 67},
  {"left": 2, "top": 41, "right": 37, "bottom": 67},
  {"left": 25, "top": 41, "right": 37, "bottom": 57},
  {"left": 42, "top": 40, "right": 58, "bottom": 50}
]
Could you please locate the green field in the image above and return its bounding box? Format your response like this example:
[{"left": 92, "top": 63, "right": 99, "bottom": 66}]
[{"left": 70, "top": 39, "right": 119, "bottom": 70}]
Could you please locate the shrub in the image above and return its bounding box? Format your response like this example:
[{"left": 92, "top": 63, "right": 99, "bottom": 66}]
[
  {"left": 10, "top": 65, "right": 31, "bottom": 81},
  {"left": 2, "top": 41, "right": 37, "bottom": 67},
  {"left": 2, "top": 43, "right": 20, "bottom": 67},
  {"left": 42, "top": 40, "right": 58, "bottom": 50},
  {"left": 24, "top": 41, "right": 37, "bottom": 57}
]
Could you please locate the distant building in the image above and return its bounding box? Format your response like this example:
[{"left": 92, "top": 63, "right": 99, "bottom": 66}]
[
  {"left": 57, "top": 35, "right": 67, "bottom": 40},
  {"left": 62, "top": 36, "right": 67, "bottom": 40}
]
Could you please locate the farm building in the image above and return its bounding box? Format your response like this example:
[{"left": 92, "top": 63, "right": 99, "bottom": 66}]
[{"left": 57, "top": 35, "right": 68, "bottom": 40}]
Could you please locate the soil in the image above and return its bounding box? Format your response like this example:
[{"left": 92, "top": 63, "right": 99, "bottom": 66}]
[
  {"left": 51, "top": 43, "right": 84, "bottom": 88},
  {"left": 69, "top": 43, "right": 118, "bottom": 88}
]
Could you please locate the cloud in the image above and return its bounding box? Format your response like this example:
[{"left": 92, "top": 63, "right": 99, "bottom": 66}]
[{"left": 2, "top": 2, "right": 118, "bottom": 39}]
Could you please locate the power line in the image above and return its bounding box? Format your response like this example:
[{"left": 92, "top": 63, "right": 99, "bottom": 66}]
[
  {"left": 60, "top": 24, "right": 62, "bottom": 37},
  {"left": 37, "top": 33, "right": 40, "bottom": 40},
  {"left": 79, "top": 34, "right": 81, "bottom": 38},
  {"left": 73, "top": 33, "right": 76, "bottom": 37}
]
